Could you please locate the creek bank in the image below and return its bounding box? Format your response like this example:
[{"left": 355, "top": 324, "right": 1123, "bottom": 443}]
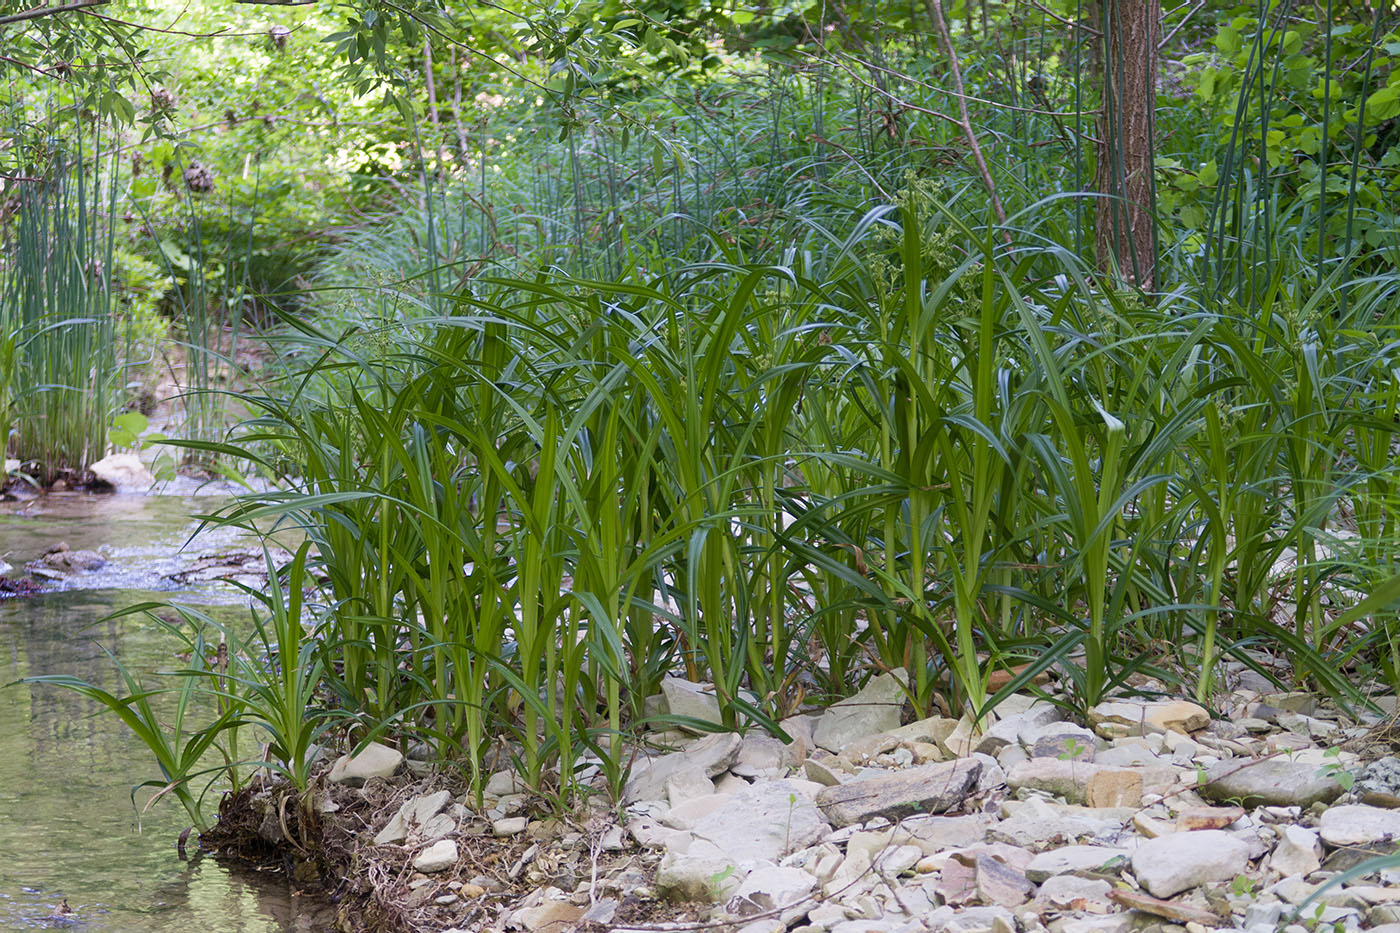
[{"left": 213, "top": 672, "right": 1400, "bottom": 933}]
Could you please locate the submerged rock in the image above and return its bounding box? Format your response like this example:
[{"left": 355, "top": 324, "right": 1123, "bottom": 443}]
[{"left": 40, "top": 542, "right": 106, "bottom": 572}]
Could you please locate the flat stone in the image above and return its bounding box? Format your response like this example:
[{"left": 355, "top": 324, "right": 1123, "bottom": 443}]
[
  {"left": 887, "top": 715, "right": 959, "bottom": 745},
  {"left": 660, "top": 676, "right": 724, "bottom": 731},
  {"left": 508, "top": 900, "right": 585, "bottom": 932},
  {"left": 665, "top": 764, "right": 716, "bottom": 806},
  {"left": 328, "top": 741, "right": 403, "bottom": 786},
  {"left": 989, "top": 797, "right": 1119, "bottom": 847},
  {"left": 1088, "top": 699, "right": 1210, "bottom": 737},
  {"left": 813, "top": 668, "right": 908, "bottom": 752},
  {"left": 1106, "top": 888, "right": 1225, "bottom": 925},
  {"left": 1025, "top": 845, "right": 1131, "bottom": 882},
  {"left": 691, "top": 779, "right": 829, "bottom": 862},
  {"left": 485, "top": 769, "right": 525, "bottom": 797},
  {"left": 1319, "top": 804, "right": 1400, "bottom": 847},
  {"left": 412, "top": 838, "right": 459, "bottom": 872},
  {"left": 898, "top": 813, "right": 999, "bottom": 853},
  {"left": 655, "top": 839, "right": 750, "bottom": 902},
  {"left": 803, "top": 757, "right": 844, "bottom": 786},
  {"left": 1198, "top": 758, "right": 1345, "bottom": 808},
  {"left": 1269, "top": 825, "right": 1322, "bottom": 877},
  {"left": 1036, "top": 874, "right": 1114, "bottom": 910},
  {"left": 1131, "top": 829, "right": 1250, "bottom": 898},
  {"left": 1085, "top": 769, "right": 1142, "bottom": 808},
  {"left": 662, "top": 793, "right": 733, "bottom": 831},
  {"left": 1176, "top": 804, "right": 1244, "bottom": 830},
  {"left": 815, "top": 758, "right": 980, "bottom": 827},
  {"left": 1005, "top": 758, "right": 1101, "bottom": 804},
  {"left": 725, "top": 865, "right": 816, "bottom": 918},
  {"left": 493, "top": 817, "right": 527, "bottom": 836},
  {"left": 625, "top": 732, "right": 742, "bottom": 803},
  {"left": 973, "top": 855, "right": 1033, "bottom": 907}
]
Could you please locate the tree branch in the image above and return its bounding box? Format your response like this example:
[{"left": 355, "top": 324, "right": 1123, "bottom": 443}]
[
  {"left": 0, "top": 0, "right": 107, "bottom": 27},
  {"left": 923, "top": 0, "right": 1010, "bottom": 232}
]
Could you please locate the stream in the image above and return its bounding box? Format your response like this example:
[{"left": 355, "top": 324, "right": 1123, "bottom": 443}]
[{"left": 0, "top": 492, "right": 325, "bottom": 931}]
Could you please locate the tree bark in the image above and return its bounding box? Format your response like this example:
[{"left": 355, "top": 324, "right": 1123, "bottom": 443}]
[{"left": 1095, "top": 0, "right": 1160, "bottom": 289}]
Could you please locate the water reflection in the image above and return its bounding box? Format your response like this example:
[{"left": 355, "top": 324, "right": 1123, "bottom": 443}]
[{"left": 0, "top": 498, "right": 312, "bottom": 933}]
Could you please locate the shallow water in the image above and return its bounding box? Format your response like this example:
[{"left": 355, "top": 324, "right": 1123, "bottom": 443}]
[{"left": 0, "top": 494, "right": 321, "bottom": 931}]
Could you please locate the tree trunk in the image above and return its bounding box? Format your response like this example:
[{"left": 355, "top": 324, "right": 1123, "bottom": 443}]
[{"left": 1095, "top": 0, "right": 1160, "bottom": 289}]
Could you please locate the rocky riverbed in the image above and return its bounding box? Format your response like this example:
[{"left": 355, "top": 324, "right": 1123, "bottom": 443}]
[{"left": 234, "top": 667, "right": 1400, "bottom": 933}]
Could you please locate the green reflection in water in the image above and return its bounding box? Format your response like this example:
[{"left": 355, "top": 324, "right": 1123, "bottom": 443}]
[{"left": 0, "top": 501, "right": 321, "bottom": 931}]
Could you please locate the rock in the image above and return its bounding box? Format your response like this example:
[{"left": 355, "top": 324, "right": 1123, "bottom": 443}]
[
  {"left": 656, "top": 839, "right": 750, "bottom": 901},
  {"left": 726, "top": 865, "right": 817, "bottom": 919},
  {"left": 691, "top": 779, "right": 829, "bottom": 862},
  {"left": 1036, "top": 874, "right": 1114, "bottom": 910},
  {"left": 1176, "top": 804, "right": 1245, "bottom": 830},
  {"left": 660, "top": 676, "right": 724, "bottom": 731},
  {"left": 662, "top": 793, "right": 733, "bottom": 831},
  {"left": 485, "top": 769, "right": 525, "bottom": 797},
  {"left": 416, "top": 812, "right": 455, "bottom": 841},
  {"left": 493, "top": 817, "right": 527, "bottom": 836},
  {"left": 327, "top": 741, "right": 403, "bottom": 785},
  {"left": 1319, "top": 804, "right": 1400, "bottom": 847},
  {"left": 1025, "top": 845, "right": 1131, "bottom": 882},
  {"left": 1085, "top": 769, "right": 1142, "bottom": 808},
  {"left": 815, "top": 758, "right": 980, "bottom": 827},
  {"left": 1130, "top": 829, "right": 1250, "bottom": 898},
  {"left": 1005, "top": 758, "right": 1101, "bottom": 804},
  {"left": 665, "top": 764, "right": 717, "bottom": 806},
  {"left": 989, "top": 797, "right": 1119, "bottom": 848},
  {"left": 374, "top": 790, "right": 454, "bottom": 844},
  {"left": 508, "top": 900, "right": 586, "bottom": 932},
  {"left": 888, "top": 715, "right": 959, "bottom": 745},
  {"left": 625, "top": 732, "right": 742, "bottom": 802},
  {"left": 1357, "top": 757, "right": 1400, "bottom": 808},
  {"left": 738, "top": 733, "right": 804, "bottom": 771},
  {"left": 412, "top": 839, "right": 458, "bottom": 872},
  {"left": 974, "top": 855, "right": 1034, "bottom": 908},
  {"left": 813, "top": 668, "right": 908, "bottom": 752},
  {"left": 40, "top": 542, "right": 106, "bottom": 572},
  {"left": 1269, "top": 825, "right": 1322, "bottom": 877},
  {"left": 803, "top": 757, "right": 845, "bottom": 787},
  {"left": 1106, "top": 888, "right": 1225, "bottom": 926},
  {"left": 1088, "top": 699, "right": 1210, "bottom": 737},
  {"left": 899, "top": 813, "right": 999, "bottom": 853},
  {"left": 939, "top": 715, "right": 979, "bottom": 758},
  {"left": 89, "top": 452, "right": 155, "bottom": 491},
  {"left": 1198, "top": 759, "right": 1345, "bottom": 808}
]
